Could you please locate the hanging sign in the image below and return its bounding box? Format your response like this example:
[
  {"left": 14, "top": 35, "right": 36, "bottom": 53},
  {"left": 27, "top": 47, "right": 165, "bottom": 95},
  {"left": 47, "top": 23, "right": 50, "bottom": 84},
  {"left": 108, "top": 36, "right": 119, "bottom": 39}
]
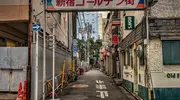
[
  {"left": 46, "top": 0, "right": 145, "bottom": 11},
  {"left": 112, "top": 35, "right": 118, "bottom": 44},
  {"left": 125, "top": 16, "right": 135, "bottom": 30}
]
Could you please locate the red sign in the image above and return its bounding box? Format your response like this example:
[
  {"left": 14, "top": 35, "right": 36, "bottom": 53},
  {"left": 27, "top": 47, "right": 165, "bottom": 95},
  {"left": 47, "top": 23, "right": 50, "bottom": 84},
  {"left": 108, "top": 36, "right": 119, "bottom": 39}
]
[{"left": 112, "top": 35, "right": 118, "bottom": 44}]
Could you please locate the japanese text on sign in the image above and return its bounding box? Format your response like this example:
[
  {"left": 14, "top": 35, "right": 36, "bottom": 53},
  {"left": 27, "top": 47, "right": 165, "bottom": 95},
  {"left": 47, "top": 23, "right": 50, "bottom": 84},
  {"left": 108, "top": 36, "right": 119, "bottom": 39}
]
[{"left": 47, "top": 0, "right": 145, "bottom": 11}]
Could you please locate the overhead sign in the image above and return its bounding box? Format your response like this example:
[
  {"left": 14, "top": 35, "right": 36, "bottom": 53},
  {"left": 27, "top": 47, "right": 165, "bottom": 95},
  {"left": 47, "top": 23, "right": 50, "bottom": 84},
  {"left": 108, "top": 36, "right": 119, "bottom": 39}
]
[
  {"left": 46, "top": 0, "right": 145, "bottom": 11},
  {"left": 32, "top": 24, "right": 41, "bottom": 31},
  {"left": 125, "top": 16, "right": 135, "bottom": 30}
]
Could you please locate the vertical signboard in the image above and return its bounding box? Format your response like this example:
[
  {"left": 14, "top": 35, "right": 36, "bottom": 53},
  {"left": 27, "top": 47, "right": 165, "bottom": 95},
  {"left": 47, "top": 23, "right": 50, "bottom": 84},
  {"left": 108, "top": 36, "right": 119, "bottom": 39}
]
[
  {"left": 73, "top": 39, "right": 77, "bottom": 59},
  {"left": 125, "top": 16, "right": 135, "bottom": 30},
  {"left": 112, "top": 35, "right": 118, "bottom": 44}
]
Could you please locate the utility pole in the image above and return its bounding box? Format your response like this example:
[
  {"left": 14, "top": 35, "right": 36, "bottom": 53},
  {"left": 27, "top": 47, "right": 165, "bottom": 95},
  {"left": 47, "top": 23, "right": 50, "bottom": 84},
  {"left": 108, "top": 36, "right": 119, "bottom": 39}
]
[
  {"left": 27, "top": 0, "right": 32, "bottom": 99},
  {"left": 52, "top": 23, "right": 56, "bottom": 100},
  {"left": 42, "top": 0, "right": 46, "bottom": 99}
]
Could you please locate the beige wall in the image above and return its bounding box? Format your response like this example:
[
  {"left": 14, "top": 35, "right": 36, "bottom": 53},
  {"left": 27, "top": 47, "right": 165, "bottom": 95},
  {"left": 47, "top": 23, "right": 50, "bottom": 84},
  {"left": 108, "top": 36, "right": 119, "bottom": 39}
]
[
  {"left": 0, "top": 5, "right": 29, "bottom": 22},
  {"left": 33, "top": 0, "right": 69, "bottom": 47},
  {"left": 0, "top": 0, "right": 29, "bottom": 22},
  {"left": 120, "top": 11, "right": 144, "bottom": 39}
]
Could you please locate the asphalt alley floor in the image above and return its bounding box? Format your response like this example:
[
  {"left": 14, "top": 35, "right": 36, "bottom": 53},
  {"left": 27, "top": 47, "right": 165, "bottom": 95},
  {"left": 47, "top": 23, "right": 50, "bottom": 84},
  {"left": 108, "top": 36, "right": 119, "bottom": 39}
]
[{"left": 58, "top": 69, "right": 136, "bottom": 100}]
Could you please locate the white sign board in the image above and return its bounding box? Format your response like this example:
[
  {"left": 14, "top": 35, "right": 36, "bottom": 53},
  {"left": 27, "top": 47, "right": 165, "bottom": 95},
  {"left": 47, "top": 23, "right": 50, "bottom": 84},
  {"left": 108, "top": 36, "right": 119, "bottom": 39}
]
[{"left": 46, "top": 0, "right": 145, "bottom": 11}]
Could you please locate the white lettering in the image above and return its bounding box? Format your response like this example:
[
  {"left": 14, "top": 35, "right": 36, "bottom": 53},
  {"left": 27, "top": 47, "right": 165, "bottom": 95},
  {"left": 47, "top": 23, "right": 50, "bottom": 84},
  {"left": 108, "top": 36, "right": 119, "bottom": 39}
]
[
  {"left": 96, "top": 84, "right": 107, "bottom": 90},
  {"left": 128, "top": 17, "right": 132, "bottom": 29},
  {"left": 96, "top": 91, "right": 109, "bottom": 99},
  {"left": 96, "top": 80, "right": 104, "bottom": 84}
]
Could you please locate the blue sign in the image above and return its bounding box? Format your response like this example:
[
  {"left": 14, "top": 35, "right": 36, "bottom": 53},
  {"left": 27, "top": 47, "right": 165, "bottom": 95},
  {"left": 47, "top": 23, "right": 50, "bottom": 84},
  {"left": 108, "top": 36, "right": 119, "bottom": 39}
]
[
  {"left": 73, "top": 39, "right": 77, "bottom": 58},
  {"left": 32, "top": 24, "right": 41, "bottom": 31}
]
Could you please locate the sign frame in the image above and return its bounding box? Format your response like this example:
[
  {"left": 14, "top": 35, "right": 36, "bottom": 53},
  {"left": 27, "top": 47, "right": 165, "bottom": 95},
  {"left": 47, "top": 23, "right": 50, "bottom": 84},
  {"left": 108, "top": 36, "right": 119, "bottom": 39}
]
[
  {"left": 32, "top": 24, "right": 41, "bottom": 31},
  {"left": 125, "top": 16, "right": 135, "bottom": 30},
  {"left": 46, "top": 0, "right": 146, "bottom": 12}
]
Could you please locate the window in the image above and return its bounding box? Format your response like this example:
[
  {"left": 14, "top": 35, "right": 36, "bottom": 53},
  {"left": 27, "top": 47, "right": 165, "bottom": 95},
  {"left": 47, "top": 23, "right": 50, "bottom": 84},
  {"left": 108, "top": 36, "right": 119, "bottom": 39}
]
[
  {"left": 162, "top": 40, "right": 180, "bottom": 65},
  {"left": 127, "top": 50, "right": 130, "bottom": 66},
  {"left": 139, "top": 74, "right": 141, "bottom": 83},
  {"left": 123, "top": 52, "right": 126, "bottom": 66}
]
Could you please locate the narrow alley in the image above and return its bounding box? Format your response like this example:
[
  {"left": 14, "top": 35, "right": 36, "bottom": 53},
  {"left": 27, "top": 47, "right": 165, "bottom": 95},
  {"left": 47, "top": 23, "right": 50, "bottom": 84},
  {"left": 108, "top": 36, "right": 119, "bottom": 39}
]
[{"left": 59, "top": 69, "right": 136, "bottom": 100}]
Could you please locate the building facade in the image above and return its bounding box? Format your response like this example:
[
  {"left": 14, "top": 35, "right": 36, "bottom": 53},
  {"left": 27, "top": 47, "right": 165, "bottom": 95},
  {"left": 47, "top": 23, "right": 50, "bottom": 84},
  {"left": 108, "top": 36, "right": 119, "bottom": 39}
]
[
  {"left": 98, "top": 13, "right": 103, "bottom": 40},
  {"left": 0, "top": 0, "right": 76, "bottom": 99},
  {"left": 119, "top": 0, "right": 180, "bottom": 100}
]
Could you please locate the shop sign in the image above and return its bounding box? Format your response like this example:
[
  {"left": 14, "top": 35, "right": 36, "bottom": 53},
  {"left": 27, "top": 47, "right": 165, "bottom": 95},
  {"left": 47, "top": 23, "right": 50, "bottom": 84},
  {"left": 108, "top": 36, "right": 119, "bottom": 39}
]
[{"left": 125, "top": 16, "right": 135, "bottom": 30}]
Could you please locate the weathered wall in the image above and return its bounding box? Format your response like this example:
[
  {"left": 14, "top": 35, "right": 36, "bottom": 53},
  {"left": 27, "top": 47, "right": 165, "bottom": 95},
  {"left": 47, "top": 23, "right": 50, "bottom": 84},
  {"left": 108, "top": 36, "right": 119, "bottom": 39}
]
[
  {"left": 150, "top": 0, "right": 180, "bottom": 18},
  {"left": 148, "top": 38, "right": 180, "bottom": 87}
]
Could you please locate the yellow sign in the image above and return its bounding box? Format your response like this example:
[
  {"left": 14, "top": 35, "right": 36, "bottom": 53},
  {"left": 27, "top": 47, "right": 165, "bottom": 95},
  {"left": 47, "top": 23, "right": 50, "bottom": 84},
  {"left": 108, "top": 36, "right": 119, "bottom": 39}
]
[{"left": 99, "top": 53, "right": 103, "bottom": 57}]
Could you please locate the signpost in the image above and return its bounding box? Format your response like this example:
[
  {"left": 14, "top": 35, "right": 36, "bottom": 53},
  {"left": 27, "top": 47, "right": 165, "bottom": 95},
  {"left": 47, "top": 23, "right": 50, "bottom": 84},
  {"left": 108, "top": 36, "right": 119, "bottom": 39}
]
[
  {"left": 32, "top": 24, "right": 40, "bottom": 100},
  {"left": 125, "top": 16, "right": 135, "bottom": 30},
  {"left": 46, "top": 0, "right": 145, "bottom": 11}
]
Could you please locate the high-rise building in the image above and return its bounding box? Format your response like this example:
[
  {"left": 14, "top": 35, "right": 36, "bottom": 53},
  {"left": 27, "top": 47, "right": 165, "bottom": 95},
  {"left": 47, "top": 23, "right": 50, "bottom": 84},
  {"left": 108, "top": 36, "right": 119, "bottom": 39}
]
[{"left": 76, "top": 12, "right": 98, "bottom": 40}]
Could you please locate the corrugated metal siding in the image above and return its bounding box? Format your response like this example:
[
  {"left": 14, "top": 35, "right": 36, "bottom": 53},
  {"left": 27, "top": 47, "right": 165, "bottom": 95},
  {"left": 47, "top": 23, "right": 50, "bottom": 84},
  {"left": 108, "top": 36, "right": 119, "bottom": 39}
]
[
  {"left": 31, "top": 35, "right": 71, "bottom": 99},
  {"left": 154, "top": 88, "right": 180, "bottom": 100},
  {"left": 0, "top": 47, "right": 28, "bottom": 92},
  {"left": 149, "top": 18, "right": 180, "bottom": 36}
]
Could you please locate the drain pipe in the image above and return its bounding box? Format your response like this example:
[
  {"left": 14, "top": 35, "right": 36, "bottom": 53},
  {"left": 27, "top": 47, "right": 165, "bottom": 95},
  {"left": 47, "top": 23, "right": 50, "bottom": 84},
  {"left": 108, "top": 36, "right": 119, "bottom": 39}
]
[{"left": 145, "top": 0, "right": 156, "bottom": 100}]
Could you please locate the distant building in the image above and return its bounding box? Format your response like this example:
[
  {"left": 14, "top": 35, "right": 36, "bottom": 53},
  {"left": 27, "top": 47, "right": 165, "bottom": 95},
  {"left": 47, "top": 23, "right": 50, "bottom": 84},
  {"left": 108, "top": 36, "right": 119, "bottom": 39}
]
[
  {"left": 76, "top": 12, "right": 98, "bottom": 40},
  {"left": 98, "top": 13, "right": 103, "bottom": 40}
]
